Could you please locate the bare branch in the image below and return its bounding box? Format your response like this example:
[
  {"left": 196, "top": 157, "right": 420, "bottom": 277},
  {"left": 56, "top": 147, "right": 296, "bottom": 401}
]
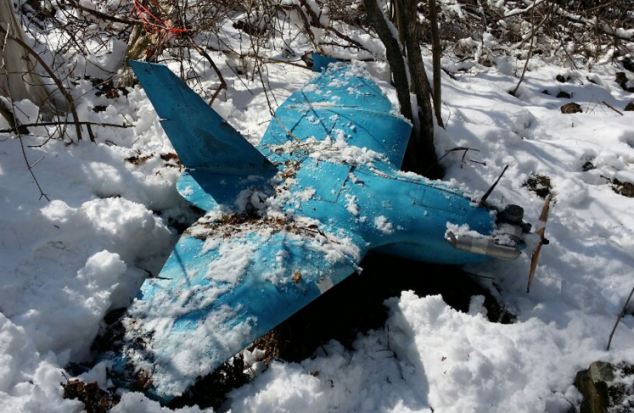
[
  {"left": 607, "top": 284, "right": 634, "bottom": 351},
  {"left": 0, "top": 121, "right": 131, "bottom": 134},
  {"left": 0, "top": 24, "right": 85, "bottom": 141}
]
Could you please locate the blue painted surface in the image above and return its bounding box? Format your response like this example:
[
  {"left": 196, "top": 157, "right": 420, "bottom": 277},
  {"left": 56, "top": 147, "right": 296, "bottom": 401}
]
[
  {"left": 122, "top": 60, "right": 502, "bottom": 400},
  {"left": 311, "top": 53, "right": 339, "bottom": 72}
]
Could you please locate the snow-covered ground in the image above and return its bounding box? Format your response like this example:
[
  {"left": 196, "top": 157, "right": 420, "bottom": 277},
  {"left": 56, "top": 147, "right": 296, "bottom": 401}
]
[{"left": 2, "top": 6, "right": 634, "bottom": 413}]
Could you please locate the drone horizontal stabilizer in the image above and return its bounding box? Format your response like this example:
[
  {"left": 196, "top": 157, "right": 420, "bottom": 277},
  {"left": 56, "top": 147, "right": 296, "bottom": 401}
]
[
  {"left": 129, "top": 60, "right": 274, "bottom": 175},
  {"left": 259, "top": 63, "right": 412, "bottom": 168},
  {"left": 121, "top": 221, "right": 365, "bottom": 400}
]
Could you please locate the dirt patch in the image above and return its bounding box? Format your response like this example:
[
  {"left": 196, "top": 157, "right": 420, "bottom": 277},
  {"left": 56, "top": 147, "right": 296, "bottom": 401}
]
[
  {"left": 561, "top": 102, "right": 582, "bottom": 114},
  {"left": 159, "top": 152, "right": 179, "bottom": 162},
  {"left": 186, "top": 213, "right": 323, "bottom": 241},
  {"left": 125, "top": 154, "right": 153, "bottom": 166},
  {"left": 582, "top": 161, "right": 595, "bottom": 172},
  {"left": 556, "top": 74, "right": 572, "bottom": 83},
  {"left": 524, "top": 174, "right": 552, "bottom": 198},
  {"left": 610, "top": 178, "right": 634, "bottom": 198},
  {"left": 88, "top": 77, "right": 130, "bottom": 99},
  {"left": 557, "top": 90, "right": 572, "bottom": 99},
  {"left": 167, "top": 355, "right": 251, "bottom": 410},
  {"left": 615, "top": 72, "right": 634, "bottom": 93},
  {"left": 62, "top": 378, "right": 120, "bottom": 413},
  {"left": 124, "top": 152, "right": 182, "bottom": 168}
]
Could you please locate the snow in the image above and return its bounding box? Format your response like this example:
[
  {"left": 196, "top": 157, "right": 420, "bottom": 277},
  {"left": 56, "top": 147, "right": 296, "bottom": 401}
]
[
  {"left": 373, "top": 215, "right": 395, "bottom": 234},
  {"left": 270, "top": 134, "right": 389, "bottom": 168},
  {"left": 345, "top": 194, "right": 359, "bottom": 216},
  {"left": 205, "top": 240, "right": 258, "bottom": 283},
  {"left": 110, "top": 393, "right": 206, "bottom": 413},
  {"left": 1, "top": 3, "right": 634, "bottom": 412}
]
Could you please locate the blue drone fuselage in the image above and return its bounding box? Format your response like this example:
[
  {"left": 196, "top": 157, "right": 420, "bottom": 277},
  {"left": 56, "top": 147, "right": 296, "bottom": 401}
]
[
  {"left": 170, "top": 63, "right": 494, "bottom": 265},
  {"left": 122, "top": 60, "right": 521, "bottom": 400}
]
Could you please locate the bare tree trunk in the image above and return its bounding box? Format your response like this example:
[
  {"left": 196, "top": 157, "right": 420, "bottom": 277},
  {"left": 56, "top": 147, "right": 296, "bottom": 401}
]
[
  {"left": 393, "top": 0, "right": 407, "bottom": 54},
  {"left": 396, "top": 0, "right": 440, "bottom": 176},
  {"left": 363, "top": 0, "right": 412, "bottom": 122},
  {"left": 364, "top": 0, "right": 441, "bottom": 177},
  {"left": 0, "top": 1, "right": 59, "bottom": 117},
  {"left": 428, "top": 0, "right": 444, "bottom": 127}
]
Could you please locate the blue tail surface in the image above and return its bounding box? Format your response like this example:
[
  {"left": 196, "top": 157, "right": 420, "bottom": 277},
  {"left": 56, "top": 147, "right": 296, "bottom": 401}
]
[{"left": 129, "top": 60, "right": 273, "bottom": 174}]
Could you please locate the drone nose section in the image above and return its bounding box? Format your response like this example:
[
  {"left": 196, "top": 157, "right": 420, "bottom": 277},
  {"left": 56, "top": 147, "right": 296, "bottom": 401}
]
[
  {"left": 445, "top": 204, "right": 529, "bottom": 261},
  {"left": 445, "top": 231, "right": 522, "bottom": 260}
]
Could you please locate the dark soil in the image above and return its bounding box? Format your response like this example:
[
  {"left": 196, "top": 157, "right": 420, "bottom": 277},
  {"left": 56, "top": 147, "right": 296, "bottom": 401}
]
[
  {"left": 582, "top": 161, "right": 595, "bottom": 172},
  {"left": 88, "top": 77, "right": 130, "bottom": 99},
  {"left": 524, "top": 174, "right": 552, "bottom": 198},
  {"left": 607, "top": 362, "right": 634, "bottom": 413},
  {"left": 615, "top": 72, "right": 634, "bottom": 93},
  {"left": 125, "top": 154, "right": 152, "bottom": 166},
  {"left": 610, "top": 178, "right": 634, "bottom": 198},
  {"left": 557, "top": 90, "right": 572, "bottom": 99},
  {"left": 62, "top": 379, "right": 120, "bottom": 413},
  {"left": 556, "top": 74, "right": 571, "bottom": 83},
  {"left": 125, "top": 152, "right": 181, "bottom": 168},
  {"left": 561, "top": 102, "right": 583, "bottom": 114}
]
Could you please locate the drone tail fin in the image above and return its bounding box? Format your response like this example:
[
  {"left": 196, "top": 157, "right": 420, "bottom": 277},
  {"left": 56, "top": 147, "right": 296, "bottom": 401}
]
[{"left": 129, "top": 60, "right": 274, "bottom": 174}]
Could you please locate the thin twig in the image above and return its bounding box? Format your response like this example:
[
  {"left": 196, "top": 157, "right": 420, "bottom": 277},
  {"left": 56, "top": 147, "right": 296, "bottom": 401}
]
[
  {"left": 503, "top": 0, "right": 546, "bottom": 19},
  {"left": 601, "top": 101, "right": 624, "bottom": 116},
  {"left": 0, "top": 24, "right": 85, "bottom": 141},
  {"left": 17, "top": 132, "right": 50, "bottom": 201},
  {"left": 1, "top": 15, "right": 49, "bottom": 200},
  {"left": 480, "top": 164, "right": 509, "bottom": 205},
  {"left": 296, "top": 0, "right": 369, "bottom": 52},
  {"left": 0, "top": 121, "right": 131, "bottom": 134},
  {"left": 187, "top": 37, "right": 227, "bottom": 105},
  {"left": 606, "top": 283, "right": 634, "bottom": 351},
  {"left": 511, "top": 0, "right": 538, "bottom": 96},
  {"left": 65, "top": 0, "right": 138, "bottom": 25}
]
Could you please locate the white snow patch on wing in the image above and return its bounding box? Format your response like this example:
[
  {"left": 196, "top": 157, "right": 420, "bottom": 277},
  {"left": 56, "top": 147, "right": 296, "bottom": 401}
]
[
  {"left": 206, "top": 239, "right": 257, "bottom": 284},
  {"left": 344, "top": 194, "right": 359, "bottom": 215},
  {"left": 373, "top": 215, "right": 394, "bottom": 234},
  {"left": 445, "top": 222, "right": 486, "bottom": 240},
  {"left": 299, "top": 231, "right": 361, "bottom": 266},
  {"left": 270, "top": 135, "right": 389, "bottom": 167},
  {"left": 128, "top": 305, "right": 256, "bottom": 398}
]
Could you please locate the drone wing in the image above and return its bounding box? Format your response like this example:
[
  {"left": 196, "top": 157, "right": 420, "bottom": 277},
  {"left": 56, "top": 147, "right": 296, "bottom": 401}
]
[
  {"left": 260, "top": 63, "right": 412, "bottom": 168},
  {"left": 121, "top": 219, "right": 365, "bottom": 400}
]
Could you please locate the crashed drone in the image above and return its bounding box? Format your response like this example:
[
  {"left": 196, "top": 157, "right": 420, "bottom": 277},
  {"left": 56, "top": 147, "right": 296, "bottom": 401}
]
[{"left": 114, "top": 58, "right": 539, "bottom": 400}]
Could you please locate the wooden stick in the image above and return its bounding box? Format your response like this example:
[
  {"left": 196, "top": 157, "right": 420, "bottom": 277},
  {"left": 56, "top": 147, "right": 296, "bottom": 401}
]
[
  {"left": 601, "top": 101, "right": 624, "bottom": 116},
  {"left": 527, "top": 194, "right": 553, "bottom": 293}
]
